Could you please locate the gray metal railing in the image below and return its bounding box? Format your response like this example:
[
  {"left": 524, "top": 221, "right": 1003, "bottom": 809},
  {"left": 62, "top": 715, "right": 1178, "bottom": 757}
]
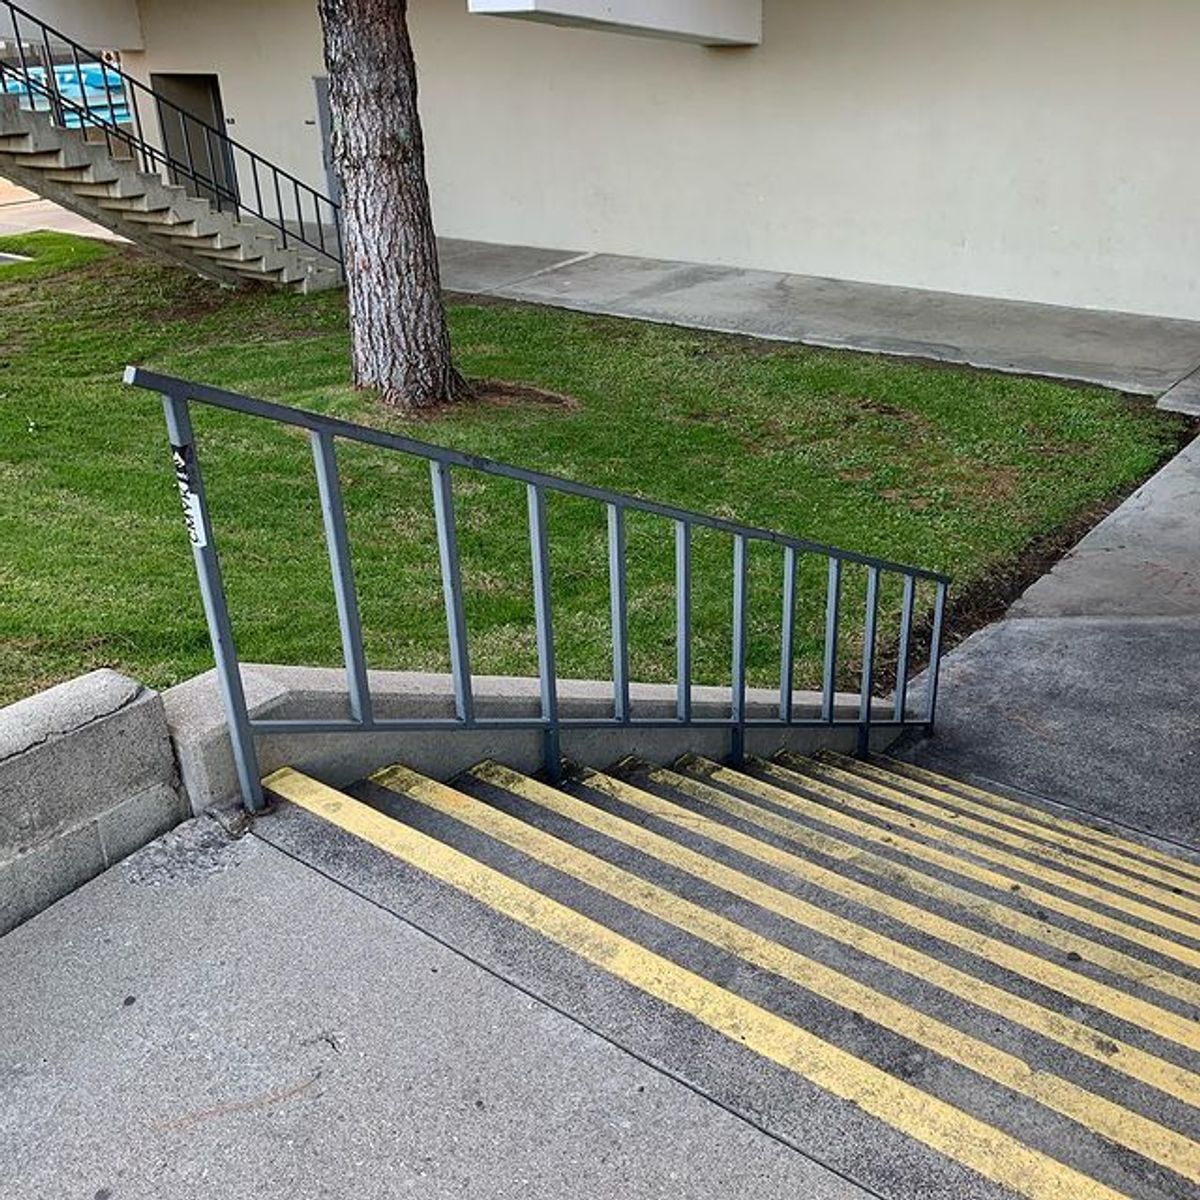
[{"left": 126, "top": 367, "right": 951, "bottom": 812}]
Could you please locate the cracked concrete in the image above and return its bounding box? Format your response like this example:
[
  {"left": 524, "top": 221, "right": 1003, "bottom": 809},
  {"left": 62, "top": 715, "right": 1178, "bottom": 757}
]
[
  {"left": 0, "top": 670, "right": 188, "bottom": 935},
  {"left": 0, "top": 670, "right": 144, "bottom": 764}
]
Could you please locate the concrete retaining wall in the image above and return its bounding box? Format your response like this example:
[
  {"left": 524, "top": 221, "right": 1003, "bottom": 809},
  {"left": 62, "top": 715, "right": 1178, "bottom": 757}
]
[
  {"left": 165, "top": 664, "right": 900, "bottom": 815},
  {"left": 0, "top": 663, "right": 902, "bottom": 930},
  {"left": 0, "top": 669, "right": 187, "bottom": 935}
]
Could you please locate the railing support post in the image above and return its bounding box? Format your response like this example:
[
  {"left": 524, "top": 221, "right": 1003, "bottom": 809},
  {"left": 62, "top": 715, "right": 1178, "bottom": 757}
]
[
  {"left": 607, "top": 503, "right": 630, "bottom": 723},
  {"left": 675, "top": 521, "right": 692, "bottom": 722},
  {"left": 925, "top": 580, "right": 949, "bottom": 733},
  {"left": 857, "top": 565, "right": 880, "bottom": 758},
  {"left": 431, "top": 460, "right": 474, "bottom": 725},
  {"left": 730, "top": 534, "right": 749, "bottom": 765},
  {"left": 528, "top": 484, "right": 561, "bottom": 781},
  {"left": 313, "top": 431, "right": 373, "bottom": 726},
  {"left": 160, "top": 390, "right": 263, "bottom": 811}
]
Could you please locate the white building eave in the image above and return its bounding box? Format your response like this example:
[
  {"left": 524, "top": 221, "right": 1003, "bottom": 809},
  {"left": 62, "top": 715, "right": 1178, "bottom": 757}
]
[{"left": 466, "top": 1, "right": 762, "bottom": 47}]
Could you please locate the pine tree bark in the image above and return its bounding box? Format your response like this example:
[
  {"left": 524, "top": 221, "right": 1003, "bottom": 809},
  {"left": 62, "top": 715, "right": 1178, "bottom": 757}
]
[{"left": 317, "top": 0, "right": 468, "bottom": 409}]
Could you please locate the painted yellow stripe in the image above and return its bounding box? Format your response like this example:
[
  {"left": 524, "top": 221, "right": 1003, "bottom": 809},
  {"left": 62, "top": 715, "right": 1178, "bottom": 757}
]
[
  {"left": 713, "top": 757, "right": 1200, "bottom": 993},
  {"left": 559, "top": 763, "right": 1200, "bottom": 1058},
  {"left": 776, "top": 758, "right": 1200, "bottom": 941},
  {"left": 467, "top": 762, "right": 1200, "bottom": 1107},
  {"left": 855, "top": 754, "right": 1200, "bottom": 893},
  {"left": 669, "top": 759, "right": 1200, "bottom": 1006},
  {"left": 810, "top": 755, "right": 1200, "bottom": 919},
  {"left": 373, "top": 763, "right": 1200, "bottom": 1184},
  {"left": 268, "top": 767, "right": 1137, "bottom": 1200}
]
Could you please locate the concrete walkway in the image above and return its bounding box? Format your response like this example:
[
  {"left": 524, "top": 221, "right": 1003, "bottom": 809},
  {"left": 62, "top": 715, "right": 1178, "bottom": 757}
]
[
  {"left": 439, "top": 239, "right": 1200, "bottom": 412},
  {"left": 0, "top": 183, "right": 125, "bottom": 242},
  {"left": 906, "top": 434, "right": 1200, "bottom": 848},
  {"left": 0, "top": 818, "right": 867, "bottom": 1200}
]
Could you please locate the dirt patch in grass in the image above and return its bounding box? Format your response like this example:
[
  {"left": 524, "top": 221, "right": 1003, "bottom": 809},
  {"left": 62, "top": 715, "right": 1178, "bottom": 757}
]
[{"left": 396, "top": 377, "right": 581, "bottom": 421}]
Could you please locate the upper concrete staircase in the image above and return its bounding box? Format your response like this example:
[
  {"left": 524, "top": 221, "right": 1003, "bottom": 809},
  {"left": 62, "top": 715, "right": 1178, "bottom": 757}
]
[
  {"left": 261, "top": 749, "right": 1200, "bottom": 1200},
  {"left": 0, "top": 95, "right": 340, "bottom": 291}
]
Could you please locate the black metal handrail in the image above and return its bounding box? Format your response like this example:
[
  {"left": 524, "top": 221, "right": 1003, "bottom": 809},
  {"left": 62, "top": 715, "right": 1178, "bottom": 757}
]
[
  {"left": 0, "top": 0, "right": 342, "bottom": 266},
  {"left": 126, "top": 367, "right": 951, "bottom": 812}
]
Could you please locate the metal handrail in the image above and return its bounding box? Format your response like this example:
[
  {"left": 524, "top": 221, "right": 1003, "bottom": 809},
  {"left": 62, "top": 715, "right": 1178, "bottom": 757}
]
[
  {"left": 126, "top": 367, "right": 951, "bottom": 811},
  {"left": 1, "top": 0, "right": 342, "bottom": 266}
]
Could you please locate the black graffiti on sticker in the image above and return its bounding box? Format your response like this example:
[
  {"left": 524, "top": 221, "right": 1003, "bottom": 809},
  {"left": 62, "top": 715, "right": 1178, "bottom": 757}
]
[{"left": 170, "top": 442, "right": 205, "bottom": 547}]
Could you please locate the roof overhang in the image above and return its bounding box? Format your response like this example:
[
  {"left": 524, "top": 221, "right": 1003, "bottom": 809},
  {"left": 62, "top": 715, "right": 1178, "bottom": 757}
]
[{"left": 466, "top": 1, "right": 762, "bottom": 47}]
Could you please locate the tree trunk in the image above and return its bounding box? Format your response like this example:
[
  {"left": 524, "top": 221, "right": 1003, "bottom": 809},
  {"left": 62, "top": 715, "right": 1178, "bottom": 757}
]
[{"left": 317, "top": 0, "right": 468, "bottom": 409}]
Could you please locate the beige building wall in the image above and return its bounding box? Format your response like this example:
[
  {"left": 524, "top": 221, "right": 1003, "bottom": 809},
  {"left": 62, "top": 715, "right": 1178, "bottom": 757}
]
[
  {"left": 49, "top": 0, "right": 1200, "bottom": 320},
  {"left": 23, "top": 1, "right": 144, "bottom": 48},
  {"left": 120, "top": 0, "right": 329, "bottom": 197}
]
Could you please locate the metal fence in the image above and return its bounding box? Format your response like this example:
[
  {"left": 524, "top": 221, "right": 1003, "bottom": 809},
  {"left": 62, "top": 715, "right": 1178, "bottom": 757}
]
[
  {"left": 1, "top": 0, "right": 341, "bottom": 267},
  {"left": 126, "top": 367, "right": 951, "bottom": 812}
]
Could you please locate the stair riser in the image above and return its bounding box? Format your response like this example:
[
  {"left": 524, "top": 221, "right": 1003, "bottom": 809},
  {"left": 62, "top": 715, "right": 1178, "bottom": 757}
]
[{"left": 2, "top": 101, "right": 337, "bottom": 292}]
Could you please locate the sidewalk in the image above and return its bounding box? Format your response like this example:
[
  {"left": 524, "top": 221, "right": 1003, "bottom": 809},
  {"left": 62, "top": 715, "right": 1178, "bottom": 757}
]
[
  {"left": 0, "top": 817, "right": 865, "bottom": 1200},
  {"left": 0, "top": 182, "right": 124, "bottom": 242},
  {"left": 439, "top": 239, "right": 1200, "bottom": 413},
  {"left": 906, "top": 434, "right": 1200, "bottom": 847}
]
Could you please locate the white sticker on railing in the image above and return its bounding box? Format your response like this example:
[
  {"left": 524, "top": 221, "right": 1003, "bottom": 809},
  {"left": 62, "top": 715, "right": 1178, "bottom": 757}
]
[{"left": 170, "top": 444, "right": 207, "bottom": 549}]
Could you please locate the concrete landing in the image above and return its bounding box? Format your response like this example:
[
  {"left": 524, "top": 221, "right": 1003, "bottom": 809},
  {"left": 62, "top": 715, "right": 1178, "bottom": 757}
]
[
  {"left": 0, "top": 818, "right": 866, "bottom": 1200},
  {"left": 908, "top": 435, "right": 1200, "bottom": 847},
  {"left": 439, "top": 239, "right": 1200, "bottom": 407}
]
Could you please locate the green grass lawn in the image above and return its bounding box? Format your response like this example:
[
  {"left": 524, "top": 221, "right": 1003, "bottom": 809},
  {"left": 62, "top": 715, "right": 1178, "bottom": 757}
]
[{"left": 0, "top": 231, "right": 1187, "bottom": 707}]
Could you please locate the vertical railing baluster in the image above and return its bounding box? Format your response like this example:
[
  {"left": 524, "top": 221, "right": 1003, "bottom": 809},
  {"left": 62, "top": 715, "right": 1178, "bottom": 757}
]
[
  {"left": 607, "top": 503, "right": 630, "bottom": 723},
  {"left": 311, "top": 431, "right": 372, "bottom": 727},
  {"left": 528, "top": 485, "right": 560, "bottom": 778},
  {"left": 431, "top": 460, "right": 473, "bottom": 725},
  {"left": 129, "top": 79, "right": 150, "bottom": 172},
  {"left": 925, "top": 580, "right": 949, "bottom": 729},
  {"left": 894, "top": 574, "right": 917, "bottom": 722},
  {"left": 68, "top": 43, "right": 85, "bottom": 133},
  {"left": 160, "top": 391, "right": 262, "bottom": 810},
  {"left": 293, "top": 178, "right": 305, "bottom": 243},
  {"left": 39, "top": 28, "right": 62, "bottom": 126},
  {"left": 273, "top": 170, "right": 287, "bottom": 245},
  {"left": 251, "top": 157, "right": 264, "bottom": 216},
  {"left": 821, "top": 557, "right": 842, "bottom": 723},
  {"left": 779, "top": 545, "right": 797, "bottom": 722},
  {"left": 675, "top": 520, "right": 691, "bottom": 722},
  {"left": 857, "top": 565, "right": 881, "bottom": 756},
  {"left": 731, "top": 534, "right": 749, "bottom": 764},
  {"left": 180, "top": 108, "right": 197, "bottom": 189},
  {"left": 98, "top": 52, "right": 117, "bottom": 152},
  {"left": 12, "top": 9, "right": 34, "bottom": 111},
  {"left": 202, "top": 124, "right": 219, "bottom": 209},
  {"left": 315, "top": 189, "right": 328, "bottom": 254}
]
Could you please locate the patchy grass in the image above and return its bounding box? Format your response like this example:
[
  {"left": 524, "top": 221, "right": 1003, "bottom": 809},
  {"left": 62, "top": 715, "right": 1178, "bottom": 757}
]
[{"left": 0, "top": 231, "right": 1187, "bottom": 706}]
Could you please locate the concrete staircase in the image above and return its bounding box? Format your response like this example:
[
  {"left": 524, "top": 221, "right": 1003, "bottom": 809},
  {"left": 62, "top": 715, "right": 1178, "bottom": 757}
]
[
  {"left": 261, "top": 750, "right": 1200, "bottom": 1200},
  {"left": 0, "top": 95, "right": 340, "bottom": 292}
]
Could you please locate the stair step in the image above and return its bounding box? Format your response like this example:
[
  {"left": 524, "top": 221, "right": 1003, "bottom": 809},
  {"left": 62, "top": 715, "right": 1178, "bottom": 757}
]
[
  {"left": 827, "top": 752, "right": 1200, "bottom": 886},
  {"left": 43, "top": 170, "right": 123, "bottom": 190},
  {"left": 263, "top": 760, "right": 1200, "bottom": 1200},
  {"left": 770, "top": 753, "right": 1200, "bottom": 937}
]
